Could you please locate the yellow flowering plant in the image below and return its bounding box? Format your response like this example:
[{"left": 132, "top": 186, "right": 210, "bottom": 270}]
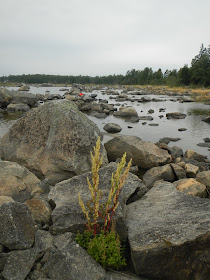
[{"left": 76, "top": 137, "right": 132, "bottom": 269}]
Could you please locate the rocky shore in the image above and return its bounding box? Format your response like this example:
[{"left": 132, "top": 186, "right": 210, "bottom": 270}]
[{"left": 0, "top": 84, "right": 210, "bottom": 279}]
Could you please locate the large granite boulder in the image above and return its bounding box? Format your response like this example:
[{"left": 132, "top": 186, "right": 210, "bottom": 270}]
[
  {"left": 0, "top": 202, "right": 35, "bottom": 250},
  {"left": 0, "top": 100, "right": 107, "bottom": 184},
  {"left": 126, "top": 181, "right": 210, "bottom": 280},
  {"left": 104, "top": 136, "right": 172, "bottom": 170},
  {"left": 48, "top": 163, "right": 143, "bottom": 241},
  {"left": 0, "top": 161, "right": 40, "bottom": 202}
]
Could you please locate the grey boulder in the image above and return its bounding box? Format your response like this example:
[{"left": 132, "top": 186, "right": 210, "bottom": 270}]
[
  {"left": 0, "top": 202, "right": 35, "bottom": 250},
  {"left": 42, "top": 241, "right": 106, "bottom": 280},
  {"left": 104, "top": 136, "right": 172, "bottom": 170},
  {"left": 0, "top": 100, "right": 107, "bottom": 184},
  {"left": 126, "top": 181, "right": 210, "bottom": 280}
]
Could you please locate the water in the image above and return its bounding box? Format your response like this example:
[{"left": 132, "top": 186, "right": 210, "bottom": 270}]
[{"left": 1, "top": 86, "right": 210, "bottom": 160}]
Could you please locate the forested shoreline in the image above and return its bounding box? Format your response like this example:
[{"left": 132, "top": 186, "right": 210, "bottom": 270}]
[{"left": 1, "top": 44, "right": 210, "bottom": 87}]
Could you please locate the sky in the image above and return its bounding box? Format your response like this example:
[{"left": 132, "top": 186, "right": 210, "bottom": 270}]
[{"left": 1, "top": 0, "right": 210, "bottom": 77}]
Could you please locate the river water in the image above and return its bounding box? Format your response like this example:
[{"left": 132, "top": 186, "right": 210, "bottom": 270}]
[{"left": 1, "top": 86, "right": 210, "bottom": 160}]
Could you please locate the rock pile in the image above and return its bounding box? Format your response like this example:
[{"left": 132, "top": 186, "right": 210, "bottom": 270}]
[{"left": 0, "top": 93, "right": 210, "bottom": 280}]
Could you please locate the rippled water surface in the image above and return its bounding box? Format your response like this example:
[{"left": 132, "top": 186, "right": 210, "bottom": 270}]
[{"left": 1, "top": 86, "right": 210, "bottom": 160}]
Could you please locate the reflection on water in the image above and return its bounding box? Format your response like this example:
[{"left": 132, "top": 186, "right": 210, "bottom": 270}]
[{"left": 0, "top": 86, "right": 210, "bottom": 160}]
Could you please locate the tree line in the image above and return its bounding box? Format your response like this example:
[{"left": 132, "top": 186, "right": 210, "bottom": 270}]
[{"left": 1, "top": 44, "right": 210, "bottom": 87}]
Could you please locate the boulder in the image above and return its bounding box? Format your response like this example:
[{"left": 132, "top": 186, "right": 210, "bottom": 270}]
[
  {"left": 113, "top": 106, "right": 138, "bottom": 117},
  {"left": 0, "top": 202, "right": 35, "bottom": 250},
  {"left": 104, "top": 136, "right": 172, "bottom": 170},
  {"left": 185, "top": 163, "right": 199, "bottom": 177},
  {"left": 0, "top": 100, "right": 107, "bottom": 184},
  {"left": 6, "top": 103, "right": 30, "bottom": 112},
  {"left": 184, "top": 149, "right": 208, "bottom": 162},
  {"left": 126, "top": 181, "right": 210, "bottom": 280},
  {"left": 159, "top": 137, "right": 181, "bottom": 144},
  {"left": 103, "top": 123, "right": 122, "bottom": 133},
  {"left": 170, "top": 163, "right": 186, "bottom": 179},
  {"left": 197, "top": 142, "right": 210, "bottom": 148},
  {"left": 202, "top": 116, "right": 210, "bottom": 123},
  {"left": 142, "top": 164, "right": 176, "bottom": 187},
  {"left": 2, "top": 249, "right": 37, "bottom": 280},
  {"left": 166, "top": 112, "right": 187, "bottom": 119},
  {"left": 138, "top": 116, "right": 153, "bottom": 121},
  {"left": 0, "top": 88, "right": 40, "bottom": 108},
  {"left": 196, "top": 170, "right": 210, "bottom": 191},
  {"left": 48, "top": 163, "right": 142, "bottom": 241},
  {"left": 42, "top": 241, "right": 106, "bottom": 280},
  {"left": 25, "top": 197, "right": 52, "bottom": 225},
  {"left": 0, "top": 161, "right": 40, "bottom": 202},
  {"left": 173, "top": 178, "right": 207, "bottom": 197},
  {"left": 0, "top": 196, "right": 14, "bottom": 206},
  {"left": 18, "top": 85, "right": 30, "bottom": 91},
  {"left": 168, "top": 146, "right": 183, "bottom": 159}
]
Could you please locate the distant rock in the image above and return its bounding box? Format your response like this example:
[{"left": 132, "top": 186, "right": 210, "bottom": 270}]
[
  {"left": 138, "top": 116, "right": 153, "bottom": 121},
  {"left": 166, "top": 112, "right": 187, "bottom": 119},
  {"left": 178, "top": 127, "right": 187, "bottom": 131},
  {"left": 159, "top": 137, "right": 181, "bottom": 144},
  {"left": 113, "top": 106, "right": 138, "bottom": 117},
  {"left": 197, "top": 142, "right": 210, "bottom": 148},
  {"left": 204, "top": 137, "right": 210, "bottom": 142},
  {"left": 103, "top": 123, "right": 122, "bottom": 133},
  {"left": 202, "top": 116, "right": 210, "bottom": 123},
  {"left": 18, "top": 85, "right": 30, "bottom": 91},
  {"left": 148, "top": 123, "right": 159, "bottom": 126}
]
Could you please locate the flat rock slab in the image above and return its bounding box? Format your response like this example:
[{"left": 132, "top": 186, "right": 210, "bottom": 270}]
[
  {"left": 49, "top": 163, "right": 142, "bottom": 241},
  {"left": 126, "top": 181, "right": 210, "bottom": 280}
]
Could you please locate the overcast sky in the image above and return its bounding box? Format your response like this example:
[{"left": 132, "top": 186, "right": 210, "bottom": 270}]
[{"left": 1, "top": 0, "right": 210, "bottom": 76}]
